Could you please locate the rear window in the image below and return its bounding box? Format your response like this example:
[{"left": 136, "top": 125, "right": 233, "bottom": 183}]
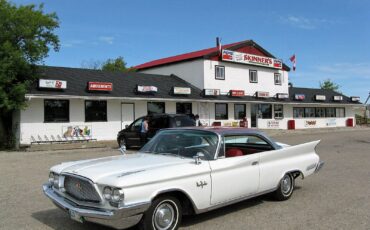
[{"left": 172, "top": 116, "right": 195, "bottom": 127}]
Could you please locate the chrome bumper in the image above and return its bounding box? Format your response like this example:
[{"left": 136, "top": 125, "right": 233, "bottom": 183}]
[
  {"left": 42, "top": 183, "right": 150, "bottom": 229},
  {"left": 315, "top": 160, "right": 324, "bottom": 173}
]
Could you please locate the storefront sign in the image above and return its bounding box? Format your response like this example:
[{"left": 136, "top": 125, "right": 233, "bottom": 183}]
[
  {"left": 88, "top": 82, "right": 113, "bottom": 91},
  {"left": 39, "top": 79, "right": 67, "bottom": 89},
  {"left": 294, "top": 94, "right": 305, "bottom": 100},
  {"left": 137, "top": 85, "right": 158, "bottom": 93},
  {"left": 222, "top": 49, "right": 283, "bottom": 69},
  {"left": 326, "top": 118, "right": 337, "bottom": 127},
  {"left": 277, "top": 93, "right": 289, "bottom": 99},
  {"left": 305, "top": 120, "right": 317, "bottom": 127},
  {"left": 267, "top": 120, "right": 280, "bottom": 128},
  {"left": 230, "top": 90, "right": 245, "bottom": 97},
  {"left": 351, "top": 96, "right": 360, "bottom": 102},
  {"left": 204, "top": 89, "right": 220, "bottom": 96},
  {"left": 333, "top": 95, "right": 343, "bottom": 101},
  {"left": 173, "top": 87, "right": 191, "bottom": 95},
  {"left": 315, "top": 95, "right": 326, "bottom": 101},
  {"left": 256, "top": 91, "right": 269, "bottom": 98}
]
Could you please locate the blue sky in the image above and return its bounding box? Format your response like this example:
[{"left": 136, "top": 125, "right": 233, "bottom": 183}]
[{"left": 12, "top": 0, "right": 370, "bottom": 102}]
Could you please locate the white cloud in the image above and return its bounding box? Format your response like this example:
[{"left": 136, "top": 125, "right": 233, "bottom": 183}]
[
  {"left": 98, "top": 36, "right": 115, "bottom": 45},
  {"left": 280, "top": 16, "right": 340, "bottom": 30},
  {"left": 62, "top": 40, "right": 84, "bottom": 48}
]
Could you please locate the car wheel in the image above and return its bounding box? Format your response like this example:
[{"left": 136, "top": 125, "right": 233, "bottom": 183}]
[
  {"left": 139, "top": 196, "right": 182, "bottom": 230},
  {"left": 274, "top": 173, "right": 295, "bottom": 201},
  {"left": 118, "top": 137, "right": 129, "bottom": 148}
]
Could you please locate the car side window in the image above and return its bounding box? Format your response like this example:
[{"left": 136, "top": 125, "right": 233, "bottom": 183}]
[
  {"left": 131, "top": 118, "right": 143, "bottom": 131},
  {"left": 150, "top": 116, "right": 168, "bottom": 129},
  {"left": 224, "top": 135, "right": 272, "bottom": 158}
]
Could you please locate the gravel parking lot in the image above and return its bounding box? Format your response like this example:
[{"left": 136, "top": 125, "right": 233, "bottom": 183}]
[{"left": 0, "top": 128, "right": 369, "bottom": 230}]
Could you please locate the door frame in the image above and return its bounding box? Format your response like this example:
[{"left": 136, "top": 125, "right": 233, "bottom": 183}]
[{"left": 121, "top": 103, "right": 135, "bottom": 130}]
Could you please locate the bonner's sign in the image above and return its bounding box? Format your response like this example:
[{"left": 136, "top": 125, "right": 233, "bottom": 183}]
[
  {"left": 88, "top": 82, "right": 113, "bottom": 91},
  {"left": 222, "top": 50, "right": 283, "bottom": 69},
  {"left": 39, "top": 79, "right": 67, "bottom": 89},
  {"left": 230, "top": 90, "right": 245, "bottom": 97}
]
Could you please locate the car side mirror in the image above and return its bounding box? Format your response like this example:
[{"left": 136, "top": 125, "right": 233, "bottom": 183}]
[{"left": 193, "top": 152, "right": 205, "bottom": 165}]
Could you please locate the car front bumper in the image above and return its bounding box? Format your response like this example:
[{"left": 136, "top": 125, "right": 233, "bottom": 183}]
[{"left": 42, "top": 183, "right": 151, "bottom": 229}]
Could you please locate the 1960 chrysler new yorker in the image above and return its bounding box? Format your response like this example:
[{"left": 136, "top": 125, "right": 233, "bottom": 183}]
[{"left": 43, "top": 127, "right": 324, "bottom": 230}]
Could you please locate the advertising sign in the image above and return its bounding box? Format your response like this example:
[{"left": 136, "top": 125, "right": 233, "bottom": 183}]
[
  {"left": 62, "top": 125, "right": 92, "bottom": 138},
  {"left": 257, "top": 91, "right": 269, "bottom": 98},
  {"left": 173, "top": 87, "right": 191, "bottom": 95},
  {"left": 137, "top": 85, "right": 158, "bottom": 93},
  {"left": 351, "top": 96, "right": 360, "bottom": 102},
  {"left": 326, "top": 119, "right": 337, "bottom": 127},
  {"left": 315, "top": 95, "right": 326, "bottom": 101},
  {"left": 277, "top": 93, "right": 289, "bottom": 99},
  {"left": 333, "top": 95, "right": 343, "bottom": 101},
  {"left": 305, "top": 120, "right": 317, "bottom": 127},
  {"left": 39, "top": 79, "right": 67, "bottom": 89},
  {"left": 230, "top": 90, "right": 245, "bottom": 97},
  {"left": 204, "top": 89, "right": 220, "bottom": 96},
  {"left": 267, "top": 121, "right": 280, "bottom": 128},
  {"left": 88, "top": 82, "right": 113, "bottom": 91},
  {"left": 295, "top": 94, "right": 305, "bottom": 100},
  {"left": 222, "top": 49, "right": 283, "bottom": 69}
]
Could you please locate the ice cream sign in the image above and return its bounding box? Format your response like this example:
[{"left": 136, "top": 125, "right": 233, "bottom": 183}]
[
  {"left": 39, "top": 79, "right": 67, "bottom": 89},
  {"left": 222, "top": 50, "right": 283, "bottom": 69}
]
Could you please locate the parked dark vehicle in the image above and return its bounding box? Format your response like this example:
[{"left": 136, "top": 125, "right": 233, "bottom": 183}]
[{"left": 117, "top": 113, "right": 195, "bottom": 148}]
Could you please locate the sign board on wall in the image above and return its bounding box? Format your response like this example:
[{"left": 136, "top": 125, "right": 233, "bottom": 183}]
[
  {"left": 315, "top": 95, "right": 326, "bottom": 101},
  {"left": 62, "top": 125, "right": 92, "bottom": 137},
  {"left": 256, "top": 91, "right": 269, "bottom": 98},
  {"left": 351, "top": 96, "right": 360, "bottom": 102},
  {"left": 222, "top": 50, "right": 283, "bottom": 69},
  {"left": 295, "top": 94, "right": 305, "bottom": 100},
  {"left": 277, "top": 93, "right": 289, "bottom": 99},
  {"left": 333, "top": 95, "right": 343, "bottom": 101},
  {"left": 173, "top": 87, "right": 191, "bottom": 95},
  {"left": 305, "top": 120, "right": 317, "bottom": 127},
  {"left": 326, "top": 118, "right": 337, "bottom": 127},
  {"left": 88, "top": 82, "right": 113, "bottom": 91},
  {"left": 39, "top": 79, "right": 67, "bottom": 89},
  {"left": 137, "top": 85, "right": 158, "bottom": 93},
  {"left": 230, "top": 90, "right": 245, "bottom": 97},
  {"left": 267, "top": 120, "right": 280, "bottom": 128},
  {"left": 204, "top": 89, "right": 220, "bottom": 96}
]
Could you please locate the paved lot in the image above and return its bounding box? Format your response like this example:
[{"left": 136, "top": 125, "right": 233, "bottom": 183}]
[{"left": 0, "top": 128, "right": 369, "bottom": 230}]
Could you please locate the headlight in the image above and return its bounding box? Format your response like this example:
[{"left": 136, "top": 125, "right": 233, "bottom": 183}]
[
  {"left": 103, "top": 187, "right": 112, "bottom": 200},
  {"left": 53, "top": 174, "right": 60, "bottom": 188},
  {"left": 48, "top": 172, "right": 54, "bottom": 183},
  {"left": 111, "top": 188, "right": 124, "bottom": 202}
]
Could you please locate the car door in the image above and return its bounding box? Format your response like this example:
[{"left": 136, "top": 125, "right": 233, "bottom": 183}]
[
  {"left": 209, "top": 135, "right": 261, "bottom": 205},
  {"left": 125, "top": 117, "right": 143, "bottom": 146}
]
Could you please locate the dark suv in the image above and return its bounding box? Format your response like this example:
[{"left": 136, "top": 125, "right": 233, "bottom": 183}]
[{"left": 117, "top": 113, "right": 195, "bottom": 148}]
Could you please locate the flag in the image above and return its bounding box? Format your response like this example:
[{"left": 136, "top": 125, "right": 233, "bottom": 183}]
[
  {"left": 216, "top": 37, "right": 222, "bottom": 56},
  {"left": 290, "top": 54, "right": 296, "bottom": 71}
]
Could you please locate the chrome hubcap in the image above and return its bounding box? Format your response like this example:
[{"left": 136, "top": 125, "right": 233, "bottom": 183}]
[
  {"left": 153, "top": 203, "right": 175, "bottom": 230},
  {"left": 282, "top": 175, "right": 292, "bottom": 194}
]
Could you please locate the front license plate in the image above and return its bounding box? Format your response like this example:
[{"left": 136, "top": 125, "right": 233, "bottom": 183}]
[{"left": 69, "top": 210, "right": 84, "bottom": 223}]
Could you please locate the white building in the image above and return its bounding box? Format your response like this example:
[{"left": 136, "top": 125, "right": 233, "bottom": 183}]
[{"left": 16, "top": 40, "right": 361, "bottom": 145}]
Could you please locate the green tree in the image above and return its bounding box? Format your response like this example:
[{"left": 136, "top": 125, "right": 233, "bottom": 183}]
[
  {"left": 0, "top": 0, "right": 59, "bottom": 148},
  {"left": 319, "top": 79, "right": 341, "bottom": 92},
  {"left": 101, "top": 56, "right": 136, "bottom": 72}
]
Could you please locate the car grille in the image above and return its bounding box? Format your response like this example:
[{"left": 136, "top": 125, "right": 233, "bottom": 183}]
[{"left": 64, "top": 175, "right": 101, "bottom": 203}]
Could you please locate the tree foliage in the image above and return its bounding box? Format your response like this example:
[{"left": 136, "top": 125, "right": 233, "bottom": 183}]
[
  {"left": 101, "top": 56, "right": 136, "bottom": 72},
  {"left": 319, "top": 79, "right": 341, "bottom": 92},
  {"left": 0, "top": 0, "right": 59, "bottom": 147}
]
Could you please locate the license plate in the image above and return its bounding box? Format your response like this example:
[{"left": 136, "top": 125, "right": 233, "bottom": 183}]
[{"left": 69, "top": 210, "right": 84, "bottom": 223}]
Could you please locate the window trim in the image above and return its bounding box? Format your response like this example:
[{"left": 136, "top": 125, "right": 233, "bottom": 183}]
[
  {"left": 215, "top": 103, "right": 229, "bottom": 120},
  {"left": 274, "top": 73, "right": 282, "bottom": 85},
  {"left": 215, "top": 65, "right": 225, "bottom": 80},
  {"left": 44, "top": 99, "right": 70, "bottom": 123},
  {"left": 249, "top": 70, "right": 258, "bottom": 83},
  {"left": 85, "top": 100, "right": 108, "bottom": 122},
  {"left": 273, "top": 104, "right": 284, "bottom": 119}
]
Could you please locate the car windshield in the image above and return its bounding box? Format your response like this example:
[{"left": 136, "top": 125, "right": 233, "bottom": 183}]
[{"left": 140, "top": 129, "right": 219, "bottom": 160}]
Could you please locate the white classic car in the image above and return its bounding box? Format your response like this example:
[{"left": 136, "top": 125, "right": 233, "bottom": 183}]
[{"left": 43, "top": 127, "right": 324, "bottom": 230}]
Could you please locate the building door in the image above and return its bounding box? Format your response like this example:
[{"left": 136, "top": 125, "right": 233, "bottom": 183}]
[
  {"left": 251, "top": 104, "right": 258, "bottom": 128},
  {"left": 121, "top": 103, "right": 135, "bottom": 130}
]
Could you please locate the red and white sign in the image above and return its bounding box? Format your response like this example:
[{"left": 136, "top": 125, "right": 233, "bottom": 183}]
[
  {"left": 204, "top": 89, "right": 220, "bottom": 96},
  {"left": 137, "top": 85, "right": 158, "bottom": 93},
  {"left": 295, "top": 94, "right": 305, "bottom": 100},
  {"left": 256, "top": 91, "right": 269, "bottom": 98},
  {"left": 39, "top": 79, "right": 67, "bottom": 89},
  {"left": 230, "top": 90, "right": 245, "bottom": 97},
  {"left": 222, "top": 50, "right": 283, "bottom": 69},
  {"left": 315, "top": 95, "right": 326, "bottom": 101},
  {"left": 88, "top": 82, "right": 113, "bottom": 91},
  {"left": 173, "top": 87, "right": 191, "bottom": 95}
]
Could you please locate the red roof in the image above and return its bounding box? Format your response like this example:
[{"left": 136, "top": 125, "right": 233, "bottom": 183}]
[{"left": 134, "top": 40, "right": 290, "bottom": 71}]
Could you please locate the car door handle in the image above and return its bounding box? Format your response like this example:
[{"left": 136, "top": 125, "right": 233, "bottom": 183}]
[{"left": 252, "top": 161, "right": 259, "bottom": 166}]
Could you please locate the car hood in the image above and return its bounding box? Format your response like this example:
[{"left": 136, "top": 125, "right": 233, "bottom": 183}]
[{"left": 51, "top": 153, "right": 196, "bottom": 185}]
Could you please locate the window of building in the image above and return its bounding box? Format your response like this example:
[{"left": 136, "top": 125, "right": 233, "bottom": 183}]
[
  {"left": 260, "top": 104, "right": 272, "bottom": 119},
  {"left": 234, "top": 104, "right": 246, "bottom": 119},
  {"left": 249, "top": 70, "right": 258, "bottom": 83},
  {"left": 304, "top": 108, "right": 316, "bottom": 118},
  {"left": 274, "top": 73, "right": 282, "bottom": 85},
  {"left": 293, "top": 107, "right": 304, "bottom": 118},
  {"left": 336, "top": 108, "right": 345, "bottom": 117},
  {"left": 274, "top": 104, "right": 284, "bottom": 119},
  {"left": 326, "top": 108, "right": 336, "bottom": 117},
  {"left": 176, "top": 103, "right": 192, "bottom": 115},
  {"left": 85, "top": 100, "right": 107, "bottom": 122},
  {"left": 215, "top": 103, "right": 228, "bottom": 120},
  {"left": 315, "top": 108, "right": 326, "bottom": 117},
  {"left": 215, "top": 65, "right": 225, "bottom": 80},
  {"left": 44, "top": 99, "right": 69, "bottom": 122},
  {"left": 147, "top": 102, "right": 165, "bottom": 115}
]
